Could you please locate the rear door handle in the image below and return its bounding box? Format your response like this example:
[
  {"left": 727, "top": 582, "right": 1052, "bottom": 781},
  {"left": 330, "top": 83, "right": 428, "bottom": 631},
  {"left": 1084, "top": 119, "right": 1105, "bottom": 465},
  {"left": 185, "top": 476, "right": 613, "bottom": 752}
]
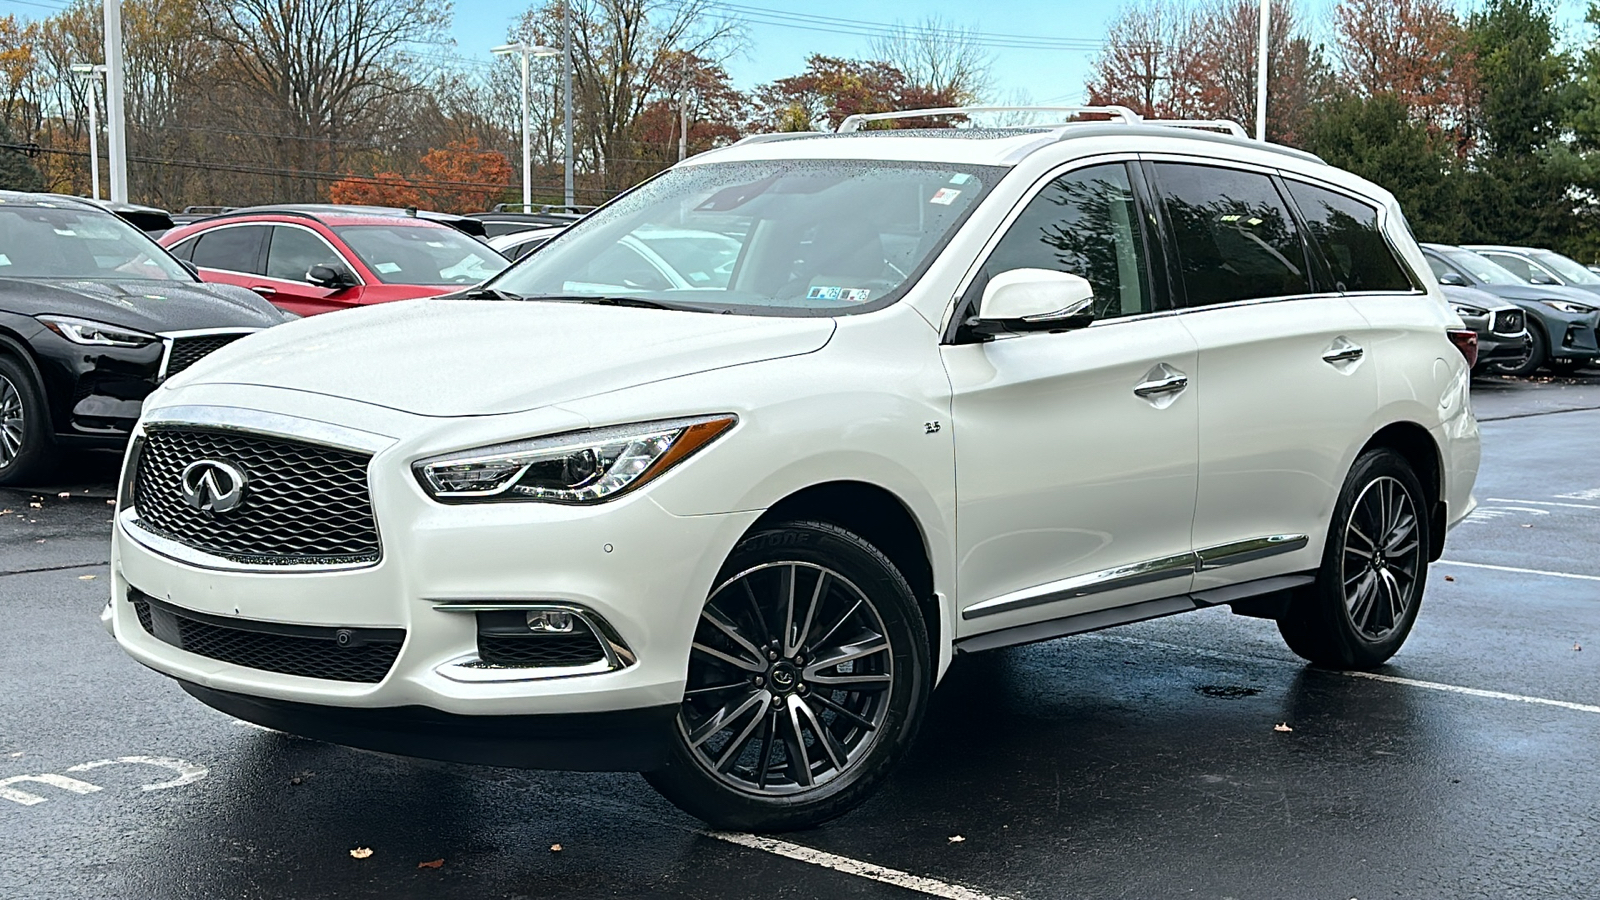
[{"left": 250, "top": 285, "right": 277, "bottom": 297}]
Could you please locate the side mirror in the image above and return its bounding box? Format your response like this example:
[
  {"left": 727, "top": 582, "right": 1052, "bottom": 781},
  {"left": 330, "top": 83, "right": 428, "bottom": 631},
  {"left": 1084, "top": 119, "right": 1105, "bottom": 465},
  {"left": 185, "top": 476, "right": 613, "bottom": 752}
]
[
  {"left": 1436, "top": 271, "right": 1469, "bottom": 287},
  {"left": 307, "top": 263, "right": 356, "bottom": 290},
  {"left": 1528, "top": 271, "right": 1560, "bottom": 285},
  {"left": 968, "top": 268, "right": 1096, "bottom": 338}
]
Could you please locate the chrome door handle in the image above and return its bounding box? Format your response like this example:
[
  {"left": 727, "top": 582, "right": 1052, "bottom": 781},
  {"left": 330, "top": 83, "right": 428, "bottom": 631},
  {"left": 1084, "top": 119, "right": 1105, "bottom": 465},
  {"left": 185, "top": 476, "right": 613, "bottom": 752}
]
[
  {"left": 1133, "top": 374, "right": 1189, "bottom": 397},
  {"left": 250, "top": 285, "right": 277, "bottom": 297},
  {"left": 1322, "top": 343, "right": 1364, "bottom": 364}
]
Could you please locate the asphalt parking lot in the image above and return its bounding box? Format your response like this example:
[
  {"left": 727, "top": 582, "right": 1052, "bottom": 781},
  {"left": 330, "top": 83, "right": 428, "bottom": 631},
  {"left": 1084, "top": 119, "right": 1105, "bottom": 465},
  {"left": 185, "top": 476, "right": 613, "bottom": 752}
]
[{"left": 3, "top": 373, "right": 1598, "bottom": 900}]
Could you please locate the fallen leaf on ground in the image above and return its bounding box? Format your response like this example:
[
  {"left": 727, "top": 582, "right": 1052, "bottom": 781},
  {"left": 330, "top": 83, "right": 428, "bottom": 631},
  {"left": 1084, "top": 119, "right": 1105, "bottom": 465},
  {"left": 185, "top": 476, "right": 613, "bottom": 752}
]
[
  {"left": 28, "top": 502, "right": 41, "bottom": 509},
  {"left": 1274, "top": 723, "right": 1294, "bottom": 732},
  {"left": 417, "top": 859, "right": 444, "bottom": 869},
  {"left": 349, "top": 848, "right": 373, "bottom": 859},
  {"left": 948, "top": 835, "right": 965, "bottom": 843},
  {"left": 549, "top": 843, "right": 563, "bottom": 852},
  {"left": 1443, "top": 575, "right": 1455, "bottom": 582},
  {"left": 78, "top": 575, "right": 95, "bottom": 581},
  {"left": 1575, "top": 642, "right": 1583, "bottom": 652},
  {"left": 34, "top": 539, "right": 44, "bottom": 544},
  {"left": 105, "top": 499, "right": 115, "bottom": 505}
]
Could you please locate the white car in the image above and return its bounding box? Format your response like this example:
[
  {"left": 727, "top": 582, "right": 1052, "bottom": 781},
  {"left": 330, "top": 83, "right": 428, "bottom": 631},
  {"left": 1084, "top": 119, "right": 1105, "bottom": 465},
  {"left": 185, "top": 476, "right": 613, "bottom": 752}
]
[
  {"left": 487, "top": 225, "right": 567, "bottom": 261},
  {"left": 107, "top": 107, "right": 1481, "bottom": 832}
]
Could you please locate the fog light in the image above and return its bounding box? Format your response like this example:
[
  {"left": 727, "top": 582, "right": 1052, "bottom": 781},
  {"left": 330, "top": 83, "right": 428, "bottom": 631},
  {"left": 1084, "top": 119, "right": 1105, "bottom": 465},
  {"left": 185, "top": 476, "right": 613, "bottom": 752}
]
[{"left": 526, "top": 610, "right": 574, "bottom": 633}]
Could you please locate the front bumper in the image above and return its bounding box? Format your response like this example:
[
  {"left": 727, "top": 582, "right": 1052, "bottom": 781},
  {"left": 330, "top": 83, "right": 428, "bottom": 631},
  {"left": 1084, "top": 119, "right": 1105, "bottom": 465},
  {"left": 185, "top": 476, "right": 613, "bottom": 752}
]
[
  {"left": 109, "top": 399, "right": 761, "bottom": 752},
  {"left": 1475, "top": 332, "right": 1531, "bottom": 366}
]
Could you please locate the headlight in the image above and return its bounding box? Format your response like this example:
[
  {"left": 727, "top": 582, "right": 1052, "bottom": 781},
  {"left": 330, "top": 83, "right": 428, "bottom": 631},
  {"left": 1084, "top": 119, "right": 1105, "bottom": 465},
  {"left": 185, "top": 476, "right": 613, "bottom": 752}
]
[
  {"left": 1539, "top": 299, "right": 1598, "bottom": 314},
  {"left": 37, "top": 315, "right": 159, "bottom": 347},
  {"left": 1451, "top": 304, "right": 1487, "bottom": 318},
  {"left": 414, "top": 414, "right": 737, "bottom": 504}
]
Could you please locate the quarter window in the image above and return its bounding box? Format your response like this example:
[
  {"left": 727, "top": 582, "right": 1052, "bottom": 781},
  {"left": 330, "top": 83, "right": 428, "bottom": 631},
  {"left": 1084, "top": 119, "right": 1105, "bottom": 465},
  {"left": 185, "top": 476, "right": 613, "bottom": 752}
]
[
  {"left": 1285, "top": 181, "right": 1413, "bottom": 293},
  {"left": 266, "top": 226, "right": 343, "bottom": 282},
  {"left": 190, "top": 225, "right": 266, "bottom": 274},
  {"left": 973, "top": 163, "right": 1153, "bottom": 320},
  {"left": 1153, "top": 163, "right": 1311, "bottom": 306}
]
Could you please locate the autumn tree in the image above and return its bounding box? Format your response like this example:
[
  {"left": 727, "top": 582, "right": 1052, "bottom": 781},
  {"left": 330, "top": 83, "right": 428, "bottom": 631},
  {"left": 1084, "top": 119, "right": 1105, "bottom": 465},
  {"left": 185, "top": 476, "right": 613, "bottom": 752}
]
[
  {"left": 1334, "top": 0, "right": 1475, "bottom": 130},
  {"left": 633, "top": 51, "right": 748, "bottom": 166},
  {"left": 754, "top": 55, "right": 964, "bottom": 132},
  {"left": 1085, "top": 1, "right": 1196, "bottom": 118},
  {"left": 0, "top": 118, "right": 44, "bottom": 191},
  {"left": 869, "top": 16, "right": 993, "bottom": 106}
]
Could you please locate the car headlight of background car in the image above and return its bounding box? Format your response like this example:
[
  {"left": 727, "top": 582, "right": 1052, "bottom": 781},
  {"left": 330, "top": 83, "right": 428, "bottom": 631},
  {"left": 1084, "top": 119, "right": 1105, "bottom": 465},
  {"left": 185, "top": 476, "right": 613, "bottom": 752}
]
[
  {"left": 37, "top": 315, "right": 159, "bottom": 347},
  {"left": 1451, "top": 304, "right": 1488, "bottom": 319},
  {"left": 414, "top": 414, "right": 737, "bottom": 503},
  {"left": 1538, "top": 299, "right": 1598, "bottom": 315}
]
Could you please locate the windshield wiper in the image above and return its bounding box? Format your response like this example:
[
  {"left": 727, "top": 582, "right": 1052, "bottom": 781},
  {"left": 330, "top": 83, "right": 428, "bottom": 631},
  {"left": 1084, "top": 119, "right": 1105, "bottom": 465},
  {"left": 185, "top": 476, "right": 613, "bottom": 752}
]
[
  {"left": 524, "top": 294, "right": 713, "bottom": 313},
  {"left": 454, "top": 286, "right": 526, "bottom": 301}
]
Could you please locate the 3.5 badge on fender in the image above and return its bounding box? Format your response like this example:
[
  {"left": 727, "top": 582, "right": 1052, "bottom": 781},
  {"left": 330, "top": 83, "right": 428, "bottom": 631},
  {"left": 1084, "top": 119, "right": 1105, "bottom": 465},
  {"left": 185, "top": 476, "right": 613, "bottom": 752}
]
[{"left": 179, "top": 459, "right": 248, "bottom": 514}]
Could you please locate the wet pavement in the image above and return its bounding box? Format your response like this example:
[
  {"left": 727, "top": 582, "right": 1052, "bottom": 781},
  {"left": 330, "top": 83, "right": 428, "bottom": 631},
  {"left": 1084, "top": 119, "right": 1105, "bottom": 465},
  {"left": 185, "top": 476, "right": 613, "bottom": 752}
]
[{"left": 2, "top": 374, "right": 1598, "bottom": 900}]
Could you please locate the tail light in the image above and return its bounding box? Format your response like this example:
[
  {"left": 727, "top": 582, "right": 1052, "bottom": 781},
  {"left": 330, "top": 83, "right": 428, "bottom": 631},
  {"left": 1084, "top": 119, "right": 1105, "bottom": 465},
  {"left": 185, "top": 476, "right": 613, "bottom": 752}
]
[{"left": 1447, "top": 328, "right": 1479, "bottom": 368}]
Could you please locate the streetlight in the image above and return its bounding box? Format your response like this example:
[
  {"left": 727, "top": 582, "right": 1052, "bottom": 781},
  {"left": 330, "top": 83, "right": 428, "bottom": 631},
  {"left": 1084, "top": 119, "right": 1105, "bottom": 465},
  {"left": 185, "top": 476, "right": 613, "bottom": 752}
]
[
  {"left": 492, "top": 41, "right": 560, "bottom": 211},
  {"left": 69, "top": 63, "right": 106, "bottom": 200},
  {"left": 1255, "top": 0, "right": 1269, "bottom": 142}
]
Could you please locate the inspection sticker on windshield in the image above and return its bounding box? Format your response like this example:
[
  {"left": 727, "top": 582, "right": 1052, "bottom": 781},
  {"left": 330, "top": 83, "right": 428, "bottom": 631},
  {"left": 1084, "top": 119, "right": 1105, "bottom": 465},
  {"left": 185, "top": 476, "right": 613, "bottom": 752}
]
[
  {"left": 0, "top": 254, "right": 9, "bottom": 267},
  {"left": 807, "top": 286, "right": 871, "bottom": 302},
  {"left": 374, "top": 262, "right": 402, "bottom": 274},
  {"left": 929, "top": 188, "right": 961, "bottom": 205},
  {"left": 949, "top": 173, "right": 972, "bottom": 185}
]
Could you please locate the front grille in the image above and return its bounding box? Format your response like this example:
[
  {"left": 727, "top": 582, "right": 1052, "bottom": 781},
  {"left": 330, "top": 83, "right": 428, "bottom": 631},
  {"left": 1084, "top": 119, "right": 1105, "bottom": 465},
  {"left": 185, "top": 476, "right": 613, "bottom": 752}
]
[
  {"left": 129, "top": 590, "right": 403, "bottom": 683},
  {"left": 165, "top": 333, "right": 250, "bottom": 378},
  {"left": 133, "top": 427, "right": 379, "bottom": 566},
  {"left": 1492, "top": 309, "right": 1525, "bottom": 336},
  {"left": 479, "top": 627, "right": 607, "bottom": 668}
]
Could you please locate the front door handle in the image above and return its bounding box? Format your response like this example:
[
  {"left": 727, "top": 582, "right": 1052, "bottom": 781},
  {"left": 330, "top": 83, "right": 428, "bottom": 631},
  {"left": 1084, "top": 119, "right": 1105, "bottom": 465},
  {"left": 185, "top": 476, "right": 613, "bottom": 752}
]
[
  {"left": 250, "top": 285, "right": 277, "bottom": 297},
  {"left": 1322, "top": 339, "right": 1364, "bottom": 364},
  {"left": 1133, "top": 374, "right": 1189, "bottom": 397}
]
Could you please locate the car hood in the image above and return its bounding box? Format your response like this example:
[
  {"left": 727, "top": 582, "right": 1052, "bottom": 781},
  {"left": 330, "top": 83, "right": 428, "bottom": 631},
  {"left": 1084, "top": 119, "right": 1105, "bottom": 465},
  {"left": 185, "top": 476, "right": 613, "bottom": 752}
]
[
  {"left": 0, "top": 277, "right": 286, "bottom": 332},
  {"left": 174, "top": 298, "right": 838, "bottom": 416},
  {"left": 1440, "top": 284, "right": 1513, "bottom": 312}
]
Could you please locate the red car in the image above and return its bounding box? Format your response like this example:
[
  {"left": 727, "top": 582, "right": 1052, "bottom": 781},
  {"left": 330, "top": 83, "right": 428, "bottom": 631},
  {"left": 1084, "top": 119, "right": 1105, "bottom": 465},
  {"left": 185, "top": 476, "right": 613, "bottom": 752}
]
[{"left": 159, "top": 205, "right": 509, "bottom": 316}]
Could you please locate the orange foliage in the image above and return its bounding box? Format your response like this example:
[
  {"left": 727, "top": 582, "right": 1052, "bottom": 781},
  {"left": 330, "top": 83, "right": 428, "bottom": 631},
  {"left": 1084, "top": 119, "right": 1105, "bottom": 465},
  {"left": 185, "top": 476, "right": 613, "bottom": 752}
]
[
  {"left": 328, "top": 171, "right": 424, "bottom": 208},
  {"left": 329, "top": 140, "right": 513, "bottom": 214}
]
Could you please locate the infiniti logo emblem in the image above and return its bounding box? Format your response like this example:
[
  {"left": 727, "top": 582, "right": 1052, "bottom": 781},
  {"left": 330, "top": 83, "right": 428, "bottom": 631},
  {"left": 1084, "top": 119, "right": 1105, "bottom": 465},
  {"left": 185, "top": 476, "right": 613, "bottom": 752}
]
[{"left": 180, "top": 459, "right": 248, "bottom": 514}]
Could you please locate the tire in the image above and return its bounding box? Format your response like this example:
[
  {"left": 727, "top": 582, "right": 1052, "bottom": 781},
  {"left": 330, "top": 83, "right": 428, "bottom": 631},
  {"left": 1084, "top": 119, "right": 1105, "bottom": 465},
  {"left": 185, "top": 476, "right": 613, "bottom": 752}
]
[
  {"left": 1493, "top": 322, "right": 1545, "bottom": 377},
  {"left": 644, "top": 520, "right": 930, "bottom": 832},
  {"left": 1277, "top": 448, "right": 1429, "bottom": 670},
  {"left": 0, "top": 354, "right": 56, "bottom": 488}
]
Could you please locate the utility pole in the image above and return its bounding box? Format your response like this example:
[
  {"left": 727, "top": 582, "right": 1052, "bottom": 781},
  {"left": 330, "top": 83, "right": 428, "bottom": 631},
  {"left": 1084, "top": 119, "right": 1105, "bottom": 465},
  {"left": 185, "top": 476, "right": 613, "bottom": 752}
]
[
  {"left": 1254, "top": 0, "right": 1269, "bottom": 142},
  {"left": 562, "top": 0, "right": 574, "bottom": 208},
  {"left": 678, "top": 78, "right": 688, "bottom": 163},
  {"left": 103, "top": 0, "right": 127, "bottom": 202}
]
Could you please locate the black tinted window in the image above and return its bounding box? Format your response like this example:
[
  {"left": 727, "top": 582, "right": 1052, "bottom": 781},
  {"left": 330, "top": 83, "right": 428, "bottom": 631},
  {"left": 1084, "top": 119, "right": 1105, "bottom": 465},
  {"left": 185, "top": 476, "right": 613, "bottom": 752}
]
[
  {"left": 190, "top": 225, "right": 265, "bottom": 274},
  {"left": 1154, "top": 163, "right": 1310, "bottom": 306},
  {"left": 975, "top": 163, "right": 1153, "bottom": 319},
  {"left": 266, "top": 226, "right": 342, "bottom": 281},
  {"left": 1285, "top": 181, "right": 1412, "bottom": 292},
  {"left": 168, "top": 237, "right": 197, "bottom": 261}
]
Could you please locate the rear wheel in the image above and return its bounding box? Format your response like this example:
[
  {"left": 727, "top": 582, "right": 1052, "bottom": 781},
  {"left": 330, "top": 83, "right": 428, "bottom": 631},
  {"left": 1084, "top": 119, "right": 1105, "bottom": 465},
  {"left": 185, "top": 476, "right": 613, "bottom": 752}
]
[
  {"left": 1278, "top": 448, "right": 1429, "bottom": 669},
  {"left": 645, "top": 521, "right": 929, "bottom": 832},
  {"left": 0, "top": 355, "right": 55, "bottom": 487}
]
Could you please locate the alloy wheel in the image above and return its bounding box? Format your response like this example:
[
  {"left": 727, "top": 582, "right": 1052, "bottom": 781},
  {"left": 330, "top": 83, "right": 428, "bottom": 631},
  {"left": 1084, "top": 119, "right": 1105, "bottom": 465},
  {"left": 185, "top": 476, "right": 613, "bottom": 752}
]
[
  {"left": 0, "top": 374, "right": 24, "bottom": 470},
  {"left": 678, "top": 561, "right": 895, "bottom": 796},
  {"left": 1340, "top": 475, "right": 1423, "bottom": 641}
]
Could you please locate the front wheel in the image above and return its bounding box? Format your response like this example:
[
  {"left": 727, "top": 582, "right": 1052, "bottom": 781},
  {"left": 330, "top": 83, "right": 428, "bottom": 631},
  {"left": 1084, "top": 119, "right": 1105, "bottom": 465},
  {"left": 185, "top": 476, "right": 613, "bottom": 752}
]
[
  {"left": 0, "top": 355, "right": 56, "bottom": 487},
  {"left": 644, "top": 520, "right": 930, "bottom": 832},
  {"left": 1493, "top": 323, "right": 1546, "bottom": 377},
  {"left": 1278, "top": 448, "right": 1429, "bottom": 669}
]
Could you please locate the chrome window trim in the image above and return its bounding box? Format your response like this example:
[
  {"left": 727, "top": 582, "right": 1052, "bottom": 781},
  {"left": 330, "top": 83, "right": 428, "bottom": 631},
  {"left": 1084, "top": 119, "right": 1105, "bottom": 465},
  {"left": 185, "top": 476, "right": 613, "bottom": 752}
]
[
  {"left": 154, "top": 328, "right": 263, "bottom": 381},
  {"left": 140, "top": 405, "right": 396, "bottom": 455},
  {"left": 961, "top": 533, "right": 1309, "bottom": 620},
  {"left": 119, "top": 509, "right": 380, "bottom": 573},
  {"left": 431, "top": 601, "right": 638, "bottom": 682}
]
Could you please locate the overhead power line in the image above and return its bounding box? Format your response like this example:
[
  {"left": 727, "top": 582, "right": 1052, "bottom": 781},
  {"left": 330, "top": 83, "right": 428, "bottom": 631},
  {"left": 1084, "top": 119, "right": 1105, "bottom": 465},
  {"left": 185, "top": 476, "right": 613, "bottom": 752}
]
[{"left": 704, "top": 2, "right": 1103, "bottom": 52}]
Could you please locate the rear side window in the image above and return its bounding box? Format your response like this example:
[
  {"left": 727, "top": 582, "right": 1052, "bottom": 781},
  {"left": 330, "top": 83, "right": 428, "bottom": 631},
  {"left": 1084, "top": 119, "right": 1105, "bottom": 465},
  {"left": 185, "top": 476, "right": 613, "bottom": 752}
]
[
  {"left": 1476, "top": 251, "right": 1537, "bottom": 282},
  {"left": 190, "top": 225, "right": 266, "bottom": 274},
  {"left": 973, "top": 162, "right": 1154, "bottom": 320},
  {"left": 1285, "top": 181, "right": 1413, "bottom": 292},
  {"left": 1153, "top": 163, "right": 1311, "bottom": 306}
]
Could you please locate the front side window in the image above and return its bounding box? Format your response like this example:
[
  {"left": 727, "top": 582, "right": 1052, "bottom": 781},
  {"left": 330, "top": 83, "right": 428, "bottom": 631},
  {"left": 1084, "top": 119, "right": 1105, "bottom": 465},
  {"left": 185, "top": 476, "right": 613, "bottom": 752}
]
[
  {"left": 1423, "top": 254, "right": 1458, "bottom": 281},
  {"left": 266, "top": 226, "right": 343, "bottom": 282},
  {"left": 1284, "top": 181, "right": 1413, "bottom": 293},
  {"left": 1478, "top": 251, "right": 1539, "bottom": 283},
  {"left": 1154, "top": 163, "right": 1312, "bottom": 306},
  {"left": 969, "top": 162, "right": 1153, "bottom": 320},
  {"left": 0, "top": 206, "right": 193, "bottom": 281},
  {"left": 191, "top": 225, "right": 267, "bottom": 274},
  {"left": 333, "top": 225, "right": 508, "bottom": 286},
  {"left": 489, "top": 159, "right": 1001, "bottom": 315},
  {"left": 1438, "top": 247, "right": 1524, "bottom": 285}
]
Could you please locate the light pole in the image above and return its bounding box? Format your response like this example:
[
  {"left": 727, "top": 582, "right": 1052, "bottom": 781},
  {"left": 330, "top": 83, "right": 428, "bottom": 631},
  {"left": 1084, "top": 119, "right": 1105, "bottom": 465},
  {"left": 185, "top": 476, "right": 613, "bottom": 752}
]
[
  {"left": 1255, "top": 0, "right": 1269, "bottom": 142},
  {"left": 103, "top": 0, "right": 127, "bottom": 202},
  {"left": 491, "top": 42, "right": 560, "bottom": 211},
  {"left": 69, "top": 63, "right": 106, "bottom": 200},
  {"left": 562, "top": 0, "right": 574, "bottom": 208}
]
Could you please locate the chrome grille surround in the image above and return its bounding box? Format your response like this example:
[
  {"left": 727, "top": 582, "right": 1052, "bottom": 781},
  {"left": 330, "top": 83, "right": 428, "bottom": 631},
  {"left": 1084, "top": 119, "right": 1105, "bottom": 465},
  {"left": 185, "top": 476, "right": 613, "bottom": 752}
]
[
  {"left": 1492, "top": 308, "right": 1525, "bottom": 336},
  {"left": 132, "top": 425, "right": 380, "bottom": 567}
]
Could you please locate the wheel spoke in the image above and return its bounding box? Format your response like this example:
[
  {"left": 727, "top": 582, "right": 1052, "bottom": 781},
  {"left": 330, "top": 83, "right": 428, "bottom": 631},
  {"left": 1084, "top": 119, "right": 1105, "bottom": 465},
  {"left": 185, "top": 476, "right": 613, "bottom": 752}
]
[
  {"left": 714, "top": 699, "right": 770, "bottom": 772},
  {"left": 807, "top": 671, "right": 892, "bottom": 691},
  {"left": 700, "top": 606, "right": 767, "bottom": 668},
  {"left": 740, "top": 578, "right": 772, "bottom": 645},
  {"left": 1347, "top": 571, "right": 1378, "bottom": 632},
  {"left": 808, "top": 691, "right": 877, "bottom": 731},
  {"left": 803, "top": 637, "right": 888, "bottom": 678},
  {"left": 791, "top": 695, "right": 847, "bottom": 772},
  {"left": 1378, "top": 567, "right": 1407, "bottom": 629},
  {"left": 687, "top": 689, "right": 768, "bottom": 748},
  {"left": 790, "top": 570, "right": 828, "bottom": 656},
  {"left": 754, "top": 708, "right": 778, "bottom": 790},
  {"left": 692, "top": 640, "right": 765, "bottom": 673},
  {"left": 780, "top": 703, "right": 814, "bottom": 787}
]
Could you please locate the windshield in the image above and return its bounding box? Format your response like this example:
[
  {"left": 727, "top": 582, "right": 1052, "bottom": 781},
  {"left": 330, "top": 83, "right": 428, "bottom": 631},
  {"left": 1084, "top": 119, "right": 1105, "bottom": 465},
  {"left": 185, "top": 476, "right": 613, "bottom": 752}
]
[
  {"left": 1440, "top": 247, "right": 1524, "bottom": 285},
  {"left": 0, "top": 205, "right": 192, "bottom": 281},
  {"left": 1533, "top": 250, "right": 1600, "bottom": 284},
  {"left": 333, "top": 224, "right": 508, "bottom": 286},
  {"left": 491, "top": 159, "right": 1001, "bottom": 315}
]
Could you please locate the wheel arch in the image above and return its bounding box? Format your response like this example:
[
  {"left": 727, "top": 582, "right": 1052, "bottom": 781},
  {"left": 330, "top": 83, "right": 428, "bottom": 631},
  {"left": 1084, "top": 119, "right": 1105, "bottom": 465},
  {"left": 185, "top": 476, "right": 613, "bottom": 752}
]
[
  {"left": 748, "top": 480, "right": 941, "bottom": 668},
  {"left": 1357, "top": 421, "right": 1446, "bottom": 561},
  {"left": 0, "top": 328, "right": 55, "bottom": 425}
]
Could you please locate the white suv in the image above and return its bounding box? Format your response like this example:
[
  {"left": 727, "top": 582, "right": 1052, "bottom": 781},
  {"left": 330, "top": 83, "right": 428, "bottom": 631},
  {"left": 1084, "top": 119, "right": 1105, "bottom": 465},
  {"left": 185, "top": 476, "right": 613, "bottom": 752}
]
[{"left": 107, "top": 107, "right": 1480, "bottom": 831}]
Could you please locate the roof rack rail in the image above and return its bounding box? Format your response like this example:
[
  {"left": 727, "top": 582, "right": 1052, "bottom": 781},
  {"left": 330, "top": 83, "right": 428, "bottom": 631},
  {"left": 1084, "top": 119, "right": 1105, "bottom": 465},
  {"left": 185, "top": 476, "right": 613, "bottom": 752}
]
[
  {"left": 1143, "top": 119, "right": 1251, "bottom": 139},
  {"left": 836, "top": 105, "right": 1144, "bottom": 133}
]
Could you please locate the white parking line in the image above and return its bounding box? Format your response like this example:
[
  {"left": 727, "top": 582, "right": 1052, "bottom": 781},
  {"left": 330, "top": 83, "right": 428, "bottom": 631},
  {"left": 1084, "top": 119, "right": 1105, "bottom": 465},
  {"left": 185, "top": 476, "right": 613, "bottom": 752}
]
[
  {"left": 1088, "top": 635, "right": 1600, "bottom": 716},
  {"left": 1486, "top": 497, "right": 1600, "bottom": 511},
  {"left": 1438, "top": 559, "right": 1600, "bottom": 582},
  {"left": 706, "top": 831, "right": 1013, "bottom": 900}
]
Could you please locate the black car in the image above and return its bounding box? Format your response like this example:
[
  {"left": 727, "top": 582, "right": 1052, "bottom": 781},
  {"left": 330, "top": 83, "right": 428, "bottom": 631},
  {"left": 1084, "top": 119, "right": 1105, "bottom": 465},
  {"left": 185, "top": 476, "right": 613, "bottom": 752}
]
[
  {"left": 0, "top": 191, "right": 292, "bottom": 485},
  {"left": 467, "top": 203, "right": 592, "bottom": 237}
]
